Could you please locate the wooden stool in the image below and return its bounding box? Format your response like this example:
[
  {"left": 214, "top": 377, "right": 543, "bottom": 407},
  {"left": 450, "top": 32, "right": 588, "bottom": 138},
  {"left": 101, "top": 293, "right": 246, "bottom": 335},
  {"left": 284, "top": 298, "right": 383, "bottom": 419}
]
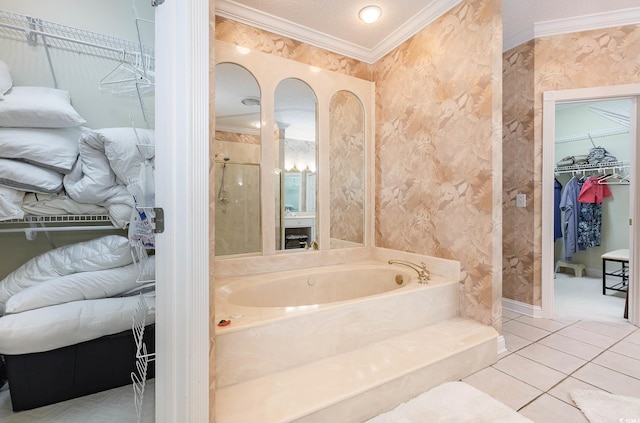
[{"left": 554, "top": 260, "right": 586, "bottom": 277}]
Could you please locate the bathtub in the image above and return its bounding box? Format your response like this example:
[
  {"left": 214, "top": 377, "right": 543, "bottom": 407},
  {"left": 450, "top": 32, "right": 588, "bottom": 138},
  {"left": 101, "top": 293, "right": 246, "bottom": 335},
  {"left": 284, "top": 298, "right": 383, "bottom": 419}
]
[
  {"left": 215, "top": 261, "right": 460, "bottom": 388},
  {"left": 220, "top": 263, "right": 411, "bottom": 308}
]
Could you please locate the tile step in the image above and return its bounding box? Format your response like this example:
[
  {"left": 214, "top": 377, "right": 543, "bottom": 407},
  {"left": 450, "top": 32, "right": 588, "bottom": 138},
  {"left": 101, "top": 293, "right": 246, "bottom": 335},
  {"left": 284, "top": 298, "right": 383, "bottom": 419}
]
[{"left": 216, "top": 317, "right": 498, "bottom": 423}]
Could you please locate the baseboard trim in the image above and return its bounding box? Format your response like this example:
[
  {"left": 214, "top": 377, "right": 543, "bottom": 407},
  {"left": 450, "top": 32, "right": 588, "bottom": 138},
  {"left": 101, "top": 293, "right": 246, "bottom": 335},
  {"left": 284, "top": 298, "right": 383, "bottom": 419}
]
[
  {"left": 502, "top": 297, "right": 543, "bottom": 318},
  {"left": 497, "top": 335, "right": 506, "bottom": 356}
]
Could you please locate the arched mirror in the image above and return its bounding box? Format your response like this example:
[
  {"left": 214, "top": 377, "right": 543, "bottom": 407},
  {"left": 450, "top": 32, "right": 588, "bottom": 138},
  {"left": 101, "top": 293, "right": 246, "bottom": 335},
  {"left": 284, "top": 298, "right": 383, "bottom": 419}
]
[
  {"left": 214, "top": 62, "right": 262, "bottom": 256},
  {"left": 274, "top": 78, "right": 318, "bottom": 250},
  {"left": 329, "top": 90, "right": 365, "bottom": 248}
]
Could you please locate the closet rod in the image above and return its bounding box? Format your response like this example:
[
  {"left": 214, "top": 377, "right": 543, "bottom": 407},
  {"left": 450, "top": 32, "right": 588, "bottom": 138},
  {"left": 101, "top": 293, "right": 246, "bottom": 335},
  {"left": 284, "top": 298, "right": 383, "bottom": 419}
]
[{"left": 0, "top": 10, "right": 154, "bottom": 70}]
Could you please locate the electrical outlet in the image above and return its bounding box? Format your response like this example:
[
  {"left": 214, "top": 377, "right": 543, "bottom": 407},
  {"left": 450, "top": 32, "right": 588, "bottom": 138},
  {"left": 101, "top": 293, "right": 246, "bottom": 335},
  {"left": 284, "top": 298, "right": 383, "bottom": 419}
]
[{"left": 516, "top": 193, "right": 526, "bottom": 208}]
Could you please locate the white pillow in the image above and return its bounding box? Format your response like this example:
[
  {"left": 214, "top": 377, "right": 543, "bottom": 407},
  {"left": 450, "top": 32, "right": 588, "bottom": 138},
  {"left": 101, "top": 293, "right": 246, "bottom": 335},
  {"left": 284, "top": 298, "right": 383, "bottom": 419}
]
[
  {"left": 0, "top": 186, "right": 24, "bottom": 221},
  {"left": 0, "top": 158, "right": 63, "bottom": 194},
  {"left": 0, "top": 86, "right": 86, "bottom": 128},
  {"left": 0, "top": 60, "right": 12, "bottom": 100},
  {"left": 0, "top": 126, "right": 88, "bottom": 173},
  {"left": 0, "top": 235, "right": 132, "bottom": 315},
  {"left": 5, "top": 257, "right": 155, "bottom": 314},
  {"left": 0, "top": 295, "right": 155, "bottom": 355}
]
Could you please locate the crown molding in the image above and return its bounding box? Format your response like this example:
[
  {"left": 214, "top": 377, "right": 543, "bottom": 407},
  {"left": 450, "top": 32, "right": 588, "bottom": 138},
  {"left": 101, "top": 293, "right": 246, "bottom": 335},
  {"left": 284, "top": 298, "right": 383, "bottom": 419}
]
[
  {"left": 534, "top": 7, "right": 640, "bottom": 40},
  {"left": 503, "top": 26, "right": 534, "bottom": 53},
  {"left": 215, "top": 0, "right": 462, "bottom": 64},
  {"left": 367, "top": 0, "right": 463, "bottom": 63},
  {"left": 215, "top": 0, "right": 373, "bottom": 63}
]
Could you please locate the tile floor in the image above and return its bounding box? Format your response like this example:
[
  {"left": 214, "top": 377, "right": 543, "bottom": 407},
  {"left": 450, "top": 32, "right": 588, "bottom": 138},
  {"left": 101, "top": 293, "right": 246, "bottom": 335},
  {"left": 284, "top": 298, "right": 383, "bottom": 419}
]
[
  {"left": 463, "top": 308, "right": 639, "bottom": 422},
  {"left": 0, "top": 275, "right": 634, "bottom": 422}
]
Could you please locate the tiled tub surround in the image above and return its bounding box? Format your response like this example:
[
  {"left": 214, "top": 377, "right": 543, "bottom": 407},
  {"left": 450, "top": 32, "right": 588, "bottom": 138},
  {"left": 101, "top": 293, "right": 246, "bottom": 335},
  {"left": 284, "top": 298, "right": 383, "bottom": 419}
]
[{"left": 215, "top": 253, "right": 498, "bottom": 422}]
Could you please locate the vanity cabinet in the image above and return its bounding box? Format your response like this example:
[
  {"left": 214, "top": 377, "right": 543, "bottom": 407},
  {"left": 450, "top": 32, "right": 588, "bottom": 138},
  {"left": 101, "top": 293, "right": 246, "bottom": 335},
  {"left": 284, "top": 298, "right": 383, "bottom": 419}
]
[{"left": 283, "top": 216, "right": 315, "bottom": 249}]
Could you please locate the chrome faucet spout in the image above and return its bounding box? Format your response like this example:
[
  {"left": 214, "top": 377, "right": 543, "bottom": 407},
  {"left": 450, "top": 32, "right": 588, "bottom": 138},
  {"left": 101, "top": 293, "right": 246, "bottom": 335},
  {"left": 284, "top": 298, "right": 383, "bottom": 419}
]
[{"left": 388, "top": 259, "right": 431, "bottom": 284}]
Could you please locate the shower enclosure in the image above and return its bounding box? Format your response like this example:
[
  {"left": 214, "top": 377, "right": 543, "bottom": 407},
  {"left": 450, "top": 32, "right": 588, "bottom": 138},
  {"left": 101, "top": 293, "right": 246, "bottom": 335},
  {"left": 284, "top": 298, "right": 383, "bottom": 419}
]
[{"left": 214, "top": 160, "right": 261, "bottom": 256}]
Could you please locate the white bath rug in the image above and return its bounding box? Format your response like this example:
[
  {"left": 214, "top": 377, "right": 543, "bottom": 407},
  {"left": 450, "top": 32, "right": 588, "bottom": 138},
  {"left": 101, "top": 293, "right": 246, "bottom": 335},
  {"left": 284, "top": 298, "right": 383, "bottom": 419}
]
[
  {"left": 365, "top": 381, "right": 533, "bottom": 423},
  {"left": 571, "top": 389, "right": 640, "bottom": 423}
]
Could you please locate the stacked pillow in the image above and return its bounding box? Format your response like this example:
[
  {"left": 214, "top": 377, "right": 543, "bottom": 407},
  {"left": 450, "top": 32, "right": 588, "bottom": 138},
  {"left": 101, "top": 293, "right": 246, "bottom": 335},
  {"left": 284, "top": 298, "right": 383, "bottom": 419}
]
[{"left": 0, "top": 60, "right": 88, "bottom": 220}]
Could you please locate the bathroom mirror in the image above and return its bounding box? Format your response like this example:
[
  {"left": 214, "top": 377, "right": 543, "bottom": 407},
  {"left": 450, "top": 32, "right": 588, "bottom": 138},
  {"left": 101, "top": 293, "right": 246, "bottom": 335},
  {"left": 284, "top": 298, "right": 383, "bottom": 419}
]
[
  {"left": 329, "top": 90, "right": 365, "bottom": 248},
  {"left": 214, "top": 62, "right": 262, "bottom": 256},
  {"left": 275, "top": 78, "right": 318, "bottom": 250}
]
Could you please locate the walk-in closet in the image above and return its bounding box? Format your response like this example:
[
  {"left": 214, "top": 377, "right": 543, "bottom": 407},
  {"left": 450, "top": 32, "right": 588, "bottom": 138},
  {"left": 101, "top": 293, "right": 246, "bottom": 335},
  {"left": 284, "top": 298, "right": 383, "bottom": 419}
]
[
  {"left": 553, "top": 99, "right": 632, "bottom": 322},
  {"left": 0, "top": 1, "right": 156, "bottom": 421}
]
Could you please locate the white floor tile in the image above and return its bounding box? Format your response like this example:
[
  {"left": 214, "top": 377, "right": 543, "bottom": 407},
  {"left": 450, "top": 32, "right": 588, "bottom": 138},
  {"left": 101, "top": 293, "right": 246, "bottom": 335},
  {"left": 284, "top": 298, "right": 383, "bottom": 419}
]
[
  {"left": 574, "top": 320, "right": 636, "bottom": 340},
  {"left": 555, "top": 325, "right": 619, "bottom": 349},
  {"left": 592, "top": 350, "right": 640, "bottom": 379},
  {"left": 514, "top": 315, "right": 570, "bottom": 332},
  {"left": 623, "top": 330, "right": 640, "bottom": 346},
  {"left": 519, "top": 393, "right": 589, "bottom": 423},
  {"left": 493, "top": 354, "right": 566, "bottom": 391},
  {"left": 537, "top": 333, "right": 604, "bottom": 361},
  {"left": 517, "top": 343, "right": 586, "bottom": 374},
  {"left": 548, "top": 377, "right": 607, "bottom": 406},
  {"left": 608, "top": 338, "right": 640, "bottom": 359},
  {"left": 503, "top": 331, "right": 533, "bottom": 352},
  {"left": 573, "top": 363, "right": 640, "bottom": 397},
  {"left": 462, "top": 366, "right": 542, "bottom": 411},
  {"left": 502, "top": 320, "right": 551, "bottom": 342}
]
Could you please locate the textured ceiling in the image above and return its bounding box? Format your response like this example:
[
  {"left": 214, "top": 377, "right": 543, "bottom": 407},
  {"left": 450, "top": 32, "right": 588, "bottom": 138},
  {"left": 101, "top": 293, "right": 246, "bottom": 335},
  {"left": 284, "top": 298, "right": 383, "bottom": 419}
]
[{"left": 216, "top": 0, "right": 640, "bottom": 61}]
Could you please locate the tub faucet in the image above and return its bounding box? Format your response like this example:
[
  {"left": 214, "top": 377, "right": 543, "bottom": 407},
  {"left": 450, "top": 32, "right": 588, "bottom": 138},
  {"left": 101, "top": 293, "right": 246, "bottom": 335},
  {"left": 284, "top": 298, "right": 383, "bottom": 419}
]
[{"left": 388, "top": 259, "right": 430, "bottom": 284}]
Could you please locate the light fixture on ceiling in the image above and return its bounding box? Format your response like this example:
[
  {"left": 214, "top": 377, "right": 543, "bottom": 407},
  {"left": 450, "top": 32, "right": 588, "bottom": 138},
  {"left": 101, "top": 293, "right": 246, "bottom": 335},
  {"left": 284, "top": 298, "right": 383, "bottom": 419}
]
[
  {"left": 241, "top": 96, "right": 260, "bottom": 107},
  {"left": 358, "top": 5, "right": 382, "bottom": 24}
]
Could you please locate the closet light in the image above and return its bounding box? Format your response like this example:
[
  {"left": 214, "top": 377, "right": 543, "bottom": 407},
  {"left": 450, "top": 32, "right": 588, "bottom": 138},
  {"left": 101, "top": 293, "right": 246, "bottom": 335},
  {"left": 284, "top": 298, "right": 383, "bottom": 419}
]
[{"left": 359, "top": 6, "right": 382, "bottom": 24}]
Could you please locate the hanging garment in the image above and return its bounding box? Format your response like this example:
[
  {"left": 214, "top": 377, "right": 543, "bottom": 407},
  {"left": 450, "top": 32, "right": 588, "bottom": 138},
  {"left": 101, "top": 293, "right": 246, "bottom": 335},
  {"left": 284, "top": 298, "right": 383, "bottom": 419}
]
[
  {"left": 554, "top": 178, "right": 563, "bottom": 241},
  {"left": 577, "top": 176, "right": 612, "bottom": 204},
  {"left": 577, "top": 202, "right": 602, "bottom": 250},
  {"left": 576, "top": 176, "right": 611, "bottom": 251},
  {"left": 559, "top": 176, "right": 580, "bottom": 261}
]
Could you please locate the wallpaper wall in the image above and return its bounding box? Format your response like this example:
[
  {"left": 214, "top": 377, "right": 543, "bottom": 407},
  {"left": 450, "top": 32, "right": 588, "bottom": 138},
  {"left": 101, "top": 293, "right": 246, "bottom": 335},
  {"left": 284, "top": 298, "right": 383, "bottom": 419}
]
[
  {"left": 373, "top": 0, "right": 503, "bottom": 328},
  {"left": 502, "top": 40, "right": 536, "bottom": 304},
  {"left": 502, "top": 24, "right": 640, "bottom": 306}
]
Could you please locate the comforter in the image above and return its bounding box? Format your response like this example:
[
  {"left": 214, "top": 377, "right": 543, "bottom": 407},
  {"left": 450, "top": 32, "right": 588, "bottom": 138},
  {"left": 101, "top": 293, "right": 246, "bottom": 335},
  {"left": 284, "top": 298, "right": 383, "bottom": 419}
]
[{"left": 63, "top": 128, "right": 154, "bottom": 228}]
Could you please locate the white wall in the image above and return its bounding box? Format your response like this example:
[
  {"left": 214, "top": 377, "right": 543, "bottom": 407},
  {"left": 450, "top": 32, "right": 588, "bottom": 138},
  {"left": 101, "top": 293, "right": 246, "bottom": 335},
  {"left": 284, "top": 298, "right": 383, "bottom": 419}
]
[
  {"left": 0, "top": 0, "right": 154, "bottom": 129},
  {"left": 554, "top": 101, "right": 632, "bottom": 271}
]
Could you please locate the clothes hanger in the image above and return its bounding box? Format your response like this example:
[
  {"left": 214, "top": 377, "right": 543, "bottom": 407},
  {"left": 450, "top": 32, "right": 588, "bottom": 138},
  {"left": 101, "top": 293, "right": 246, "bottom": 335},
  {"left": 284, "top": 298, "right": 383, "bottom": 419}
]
[{"left": 99, "top": 51, "right": 154, "bottom": 96}]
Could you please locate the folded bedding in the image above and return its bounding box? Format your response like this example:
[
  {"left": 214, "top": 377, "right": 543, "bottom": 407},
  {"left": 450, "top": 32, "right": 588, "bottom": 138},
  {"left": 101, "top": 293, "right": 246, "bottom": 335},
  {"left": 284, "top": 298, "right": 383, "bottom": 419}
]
[
  {"left": 0, "top": 294, "right": 155, "bottom": 355},
  {"left": 21, "top": 191, "right": 108, "bottom": 216},
  {"left": 0, "top": 235, "right": 132, "bottom": 315},
  {"left": 0, "top": 60, "right": 11, "bottom": 101},
  {"left": 5, "top": 256, "right": 155, "bottom": 314},
  {"left": 0, "top": 186, "right": 24, "bottom": 221},
  {"left": 0, "top": 127, "right": 89, "bottom": 174},
  {"left": 64, "top": 128, "right": 155, "bottom": 227}
]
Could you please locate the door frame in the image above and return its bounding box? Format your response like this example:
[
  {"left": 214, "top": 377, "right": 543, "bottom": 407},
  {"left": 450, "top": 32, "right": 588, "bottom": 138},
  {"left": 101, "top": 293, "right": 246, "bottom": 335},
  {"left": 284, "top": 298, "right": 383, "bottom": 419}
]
[
  {"left": 155, "top": 0, "right": 210, "bottom": 421},
  {"left": 542, "top": 83, "right": 640, "bottom": 326}
]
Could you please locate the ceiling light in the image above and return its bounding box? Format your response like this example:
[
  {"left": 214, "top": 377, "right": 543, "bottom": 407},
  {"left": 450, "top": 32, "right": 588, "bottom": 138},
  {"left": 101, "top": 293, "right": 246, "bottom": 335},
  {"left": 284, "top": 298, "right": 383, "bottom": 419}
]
[
  {"left": 358, "top": 5, "right": 382, "bottom": 24},
  {"left": 241, "top": 96, "right": 260, "bottom": 107}
]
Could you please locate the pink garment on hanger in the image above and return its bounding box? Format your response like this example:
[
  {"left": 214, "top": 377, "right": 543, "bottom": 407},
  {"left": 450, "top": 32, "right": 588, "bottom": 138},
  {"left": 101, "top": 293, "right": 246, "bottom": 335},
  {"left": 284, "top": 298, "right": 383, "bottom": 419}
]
[{"left": 578, "top": 176, "right": 612, "bottom": 204}]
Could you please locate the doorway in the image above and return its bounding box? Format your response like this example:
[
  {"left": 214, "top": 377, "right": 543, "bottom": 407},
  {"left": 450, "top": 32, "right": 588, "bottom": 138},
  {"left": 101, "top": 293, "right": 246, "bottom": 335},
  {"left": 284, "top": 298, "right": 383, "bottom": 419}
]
[
  {"left": 552, "top": 99, "right": 631, "bottom": 321},
  {"left": 542, "top": 84, "right": 640, "bottom": 326}
]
